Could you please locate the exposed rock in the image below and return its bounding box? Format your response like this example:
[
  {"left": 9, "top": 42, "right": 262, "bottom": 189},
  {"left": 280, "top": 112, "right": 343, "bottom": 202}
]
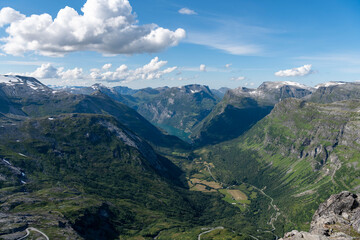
[
  {"left": 98, "top": 120, "right": 165, "bottom": 171},
  {"left": 308, "top": 82, "right": 360, "bottom": 104},
  {"left": 281, "top": 191, "right": 360, "bottom": 240}
]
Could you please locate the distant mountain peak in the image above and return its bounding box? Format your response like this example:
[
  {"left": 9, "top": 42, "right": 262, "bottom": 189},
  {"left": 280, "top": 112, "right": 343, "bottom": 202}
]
[
  {"left": 258, "top": 81, "right": 313, "bottom": 90},
  {"left": 229, "top": 81, "right": 314, "bottom": 100},
  {"left": 314, "top": 81, "right": 348, "bottom": 89},
  {"left": 91, "top": 83, "right": 107, "bottom": 89},
  {"left": 0, "top": 75, "right": 52, "bottom": 98},
  {"left": 174, "top": 84, "right": 211, "bottom": 93},
  {"left": 0, "top": 75, "right": 49, "bottom": 90}
]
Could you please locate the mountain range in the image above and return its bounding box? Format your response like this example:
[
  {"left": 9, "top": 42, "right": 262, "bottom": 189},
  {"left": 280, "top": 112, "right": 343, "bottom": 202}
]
[
  {"left": 1, "top": 75, "right": 360, "bottom": 239},
  {"left": 59, "top": 83, "right": 221, "bottom": 142}
]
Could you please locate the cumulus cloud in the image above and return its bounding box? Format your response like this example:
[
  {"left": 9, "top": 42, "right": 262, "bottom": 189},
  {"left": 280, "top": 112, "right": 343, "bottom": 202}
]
[
  {"left": 231, "top": 76, "right": 245, "bottom": 81},
  {"left": 30, "top": 63, "right": 59, "bottom": 79},
  {"left": 0, "top": 7, "right": 25, "bottom": 27},
  {"left": 275, "top": 64, "right": 313, "bottom": 77},
  {"left": 0, "top": 0, "right": 186, "bottom": 56},
  {"left": 225, "top": 63, "right": 232, "bottom": 68},
  {"left": 17, "top": 57, "right": 176, "bottom": 83},
  {"left": 199, "top": 64, "right": 206, "bottom": 72},
  {"left": 178, "top": 8, "right": 197, "bottom": 15},
  {"left": 28, "top": 63, "right": 84, "bottom": 80},
  {"left": 60, "top": 67, "right": 84, "bottom": 80},
  {"left": 102, "top": 63, "right": 112, "bottom": 70},
  {"left": 90, "top": 56, "right": 177, "bottom": 82}
]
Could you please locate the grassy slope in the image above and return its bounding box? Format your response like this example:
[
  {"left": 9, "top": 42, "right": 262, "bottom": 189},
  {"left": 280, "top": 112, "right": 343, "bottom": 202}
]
[
  {"left": 0, "top": 114, "right": 260, "bottom": 239},
  {"left": 195, "top": 98, "right": 360, "bottom": 235},
  {"left": 13, "top": 91, "right": 190, "bottom": 151},
  {"left": 191, "top": 92, "right": 273, "bottom": 146}
]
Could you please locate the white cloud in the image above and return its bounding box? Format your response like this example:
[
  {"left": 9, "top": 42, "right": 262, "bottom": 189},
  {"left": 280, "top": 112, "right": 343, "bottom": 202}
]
[
  {"left": 187, "top": 32, "right": 261, "bottom": 55},
  {"left": 27, "top": 63, "right": 84, "bottom": 80},
  {"left": 14, "top": 57, "right": 177, "bottom": 84},
  {"left": 0, "top": 7, "right": 25, "bottom": 27},
  {"left": 30, "top": 63, "right": 59, "bottom": 79},
  {"left": 0, "top": 0, "right": 186, "bottom": 56},
  {"left": 231, "top": 76, "right": 245, "bottom": 81},
  {"left": 185, "top": 16, "right": 270, "bottom": 56},
  {"left": 102, "top": 63, "right": 112, "bottom": 70},
  {"left": 177, "top": 75, "right": 198, "bottom": 81},
  {"left": 90, "top": 56, "right": 177, "bottom": 82},
  {"left": 60, "top": 67, "right": 84, "bottom": 80},
  {"left": 275, "top": 64, "right": 313, "bottom": 77},
  {"left": 244, "top": 82, "right": 255, "bottom": 86},
  {"left": 225, "top": 63, "right": 232, "bottom": 68},
  {"left": 178, "top": 8, "right": 197, "bottom": 15},
  {"left": 199, "top": 64, "right": 206, "bottom": 72}
]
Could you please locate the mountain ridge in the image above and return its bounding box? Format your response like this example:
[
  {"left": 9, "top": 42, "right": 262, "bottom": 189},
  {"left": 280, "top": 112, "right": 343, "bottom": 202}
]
[{"left": 191, "top": 81, "right": 314, "bottom": 146}]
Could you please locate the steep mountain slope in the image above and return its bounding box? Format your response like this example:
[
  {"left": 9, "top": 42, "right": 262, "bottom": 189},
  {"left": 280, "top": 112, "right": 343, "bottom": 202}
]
[
  {"left": 0, "top": 75, "right": 188, "bottom": 150},
  {"left": 191, "top": 81, "right": 314, "bottom": 146},
  {"left": 195, "top": 98, "right": 360, "bottom": 235},
  {"left": 72, "top": 92, "right": 189, "bottom": 150},
  {"left": 134, "top": 84, "right": 220, "bottom": 141},
  {"left": 0, "top": 114, "right": 239, "bottom": 239},
  {"left": 59, "top": 83, "right": 220, "bottom": 141},
  {"left": 0, "top": 88, "right": 25, "bottom": 116}
]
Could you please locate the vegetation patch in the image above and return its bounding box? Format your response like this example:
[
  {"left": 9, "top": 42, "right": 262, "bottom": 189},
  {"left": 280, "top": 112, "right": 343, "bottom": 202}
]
[{"left": 227, "top": 190, "right": 248, "bottom": 201}]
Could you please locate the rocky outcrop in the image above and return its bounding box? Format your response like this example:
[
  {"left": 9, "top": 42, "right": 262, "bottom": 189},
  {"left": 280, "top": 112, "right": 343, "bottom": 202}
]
[{"left": 281, "top": 191, "right": 360, "bottom": 240}]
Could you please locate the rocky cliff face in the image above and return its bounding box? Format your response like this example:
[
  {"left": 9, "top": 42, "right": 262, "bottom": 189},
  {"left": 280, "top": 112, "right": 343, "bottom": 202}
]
[
  {"left": 191, "top": 81, "right": 314, "bottom": 146},
  {"left": 281, "top": 191, "right": 360, "bottom": 240},
  {"left": 308, "top": 82, "right": 360, "bottom": 104}
]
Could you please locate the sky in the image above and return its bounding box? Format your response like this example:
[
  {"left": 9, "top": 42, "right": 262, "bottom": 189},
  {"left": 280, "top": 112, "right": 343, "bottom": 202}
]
[{"left": 0, "top": 0, "right": 359, "bottom": 89}]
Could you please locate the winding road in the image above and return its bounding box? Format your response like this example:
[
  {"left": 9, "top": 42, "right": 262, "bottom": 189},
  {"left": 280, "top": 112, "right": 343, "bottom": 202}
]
[
  {"left": 205, "top": 163, "right": 281, "bottom": 238},
  {"left": 18, "top": 227, "right": 49, "bottom": 240},
  {"left": 248, "top": 184, "right": 280, "bottom": 231},
  {"left": 198, "top": 227, "right": 224, "bottom": 240}
]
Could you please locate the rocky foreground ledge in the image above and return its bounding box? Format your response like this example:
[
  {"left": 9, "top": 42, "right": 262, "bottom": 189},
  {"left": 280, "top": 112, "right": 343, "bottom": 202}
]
[{"left": 281, "top": 191, "right": 360, "bottom": 240}]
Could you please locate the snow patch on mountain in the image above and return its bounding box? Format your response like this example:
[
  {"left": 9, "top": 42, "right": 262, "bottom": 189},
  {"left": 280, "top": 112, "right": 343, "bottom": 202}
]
[
  {"left": 260, "top": 81, "right": 313, "bottom": 90},
  {"left": 315, "top": 82, "right": 347, "bottom": 89},
  {"left": 0, "top": 75, "right": 49, "bottom": 92},
  {"left": 190, "top": 89, "right": 200, "bottom": 94},
  {"left": 0, "top": 75, "right": 24, "bottom": 85}
]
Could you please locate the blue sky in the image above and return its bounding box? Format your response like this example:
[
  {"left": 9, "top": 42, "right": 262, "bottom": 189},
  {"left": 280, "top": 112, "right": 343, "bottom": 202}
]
[{"left": 0, "top": 0, "right": 359, "bottom": 89}]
